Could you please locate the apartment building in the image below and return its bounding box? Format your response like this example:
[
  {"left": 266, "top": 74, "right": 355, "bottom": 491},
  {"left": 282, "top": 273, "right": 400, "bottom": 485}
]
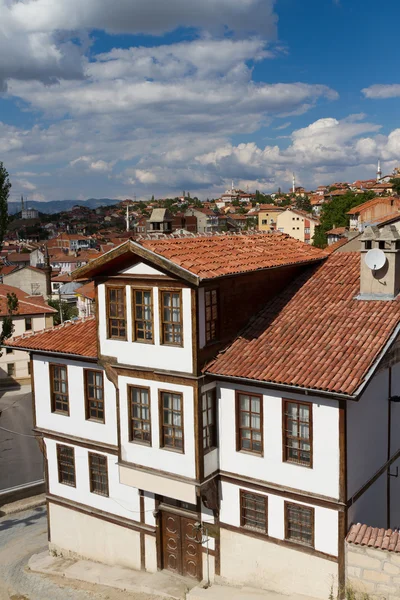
[
  {"left": 276, "top": 208, "right": 319, "bottom": 244},
  {"left": 257, "top": 204, "right": 284, "bottom": 232},
  {"left": 6, "top": 230, "right": 400, "bottom": 598}
]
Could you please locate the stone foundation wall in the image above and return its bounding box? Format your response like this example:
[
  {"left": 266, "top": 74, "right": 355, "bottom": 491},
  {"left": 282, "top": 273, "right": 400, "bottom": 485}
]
[{"left": 346, "top": 542, "right": 400, "bottom": 599}]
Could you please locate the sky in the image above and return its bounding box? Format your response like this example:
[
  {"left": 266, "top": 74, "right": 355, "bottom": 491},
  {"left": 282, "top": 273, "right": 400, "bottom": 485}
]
[{"left": 1, "top": 0, "right": 400, "bottom": 203}]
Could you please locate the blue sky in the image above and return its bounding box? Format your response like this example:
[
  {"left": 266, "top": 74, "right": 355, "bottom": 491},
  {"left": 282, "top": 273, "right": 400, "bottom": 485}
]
[{"left": 0, "top": 0, "right": 399, "bottom": 202}]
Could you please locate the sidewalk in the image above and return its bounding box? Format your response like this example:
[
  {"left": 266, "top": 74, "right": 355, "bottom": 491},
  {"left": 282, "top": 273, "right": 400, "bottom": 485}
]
[{"left": 187, "top": 585, "right": 321, "bottom": 600}]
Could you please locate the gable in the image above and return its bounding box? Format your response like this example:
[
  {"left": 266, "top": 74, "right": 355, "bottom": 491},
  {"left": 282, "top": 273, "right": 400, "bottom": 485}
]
[{"left": 120, "top": 262, "right": 167, "bottom": 276}]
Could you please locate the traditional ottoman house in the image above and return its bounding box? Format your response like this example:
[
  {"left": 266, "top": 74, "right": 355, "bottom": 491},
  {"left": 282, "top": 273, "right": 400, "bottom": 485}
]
[{"left": 5, "top": 230, "right": 400, "bottom": 598}]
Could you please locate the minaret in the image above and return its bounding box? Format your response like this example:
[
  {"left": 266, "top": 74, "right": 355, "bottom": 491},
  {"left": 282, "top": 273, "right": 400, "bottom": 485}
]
[
  {"left": 21, "top": 195, "right": 24, "bottom": 212},
  {"left": 377, "top": 160, "right": 382, "bottom": 182},
  {"left": 292, "top": 173, "right": 296, "bottom": 194},
  {"left": 126, "top": 203, "right": 130, "bottom": 232}
]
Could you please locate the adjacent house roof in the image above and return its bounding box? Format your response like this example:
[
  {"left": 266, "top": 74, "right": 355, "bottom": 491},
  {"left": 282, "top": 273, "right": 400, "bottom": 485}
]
[
  {"left": 205, "top": 252, "right": 400, "bottom": 397},
  {"left": 75, "top": 281, "right": 95, "bottom": 300},
  {"left": 347, "top": 523, "right": 400, "bottom": 553},
  {"left": 347, "top": 197, "right": 400, "bottom": 216},
  {"left": 326, "top": 227, "right": 347, "bottom": 236},
  {"left": 5, "top": 317, "right": 97, "bottom": 358},
  {"left": 0, "top": 284, "right": 56, "bottom": 316}
]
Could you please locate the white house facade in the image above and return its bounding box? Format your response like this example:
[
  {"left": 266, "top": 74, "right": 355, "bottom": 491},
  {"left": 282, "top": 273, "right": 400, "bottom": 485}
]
[{"left": 6, "top": 231, "right": 400, "bottom": 599}]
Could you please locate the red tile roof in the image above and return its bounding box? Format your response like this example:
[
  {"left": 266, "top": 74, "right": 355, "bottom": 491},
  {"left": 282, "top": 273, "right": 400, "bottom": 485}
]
[
  {"left": 205, "top": 253, "right": 400, "bottom": 396},
  {"left": 76, "top": 281, "right": 95, "bottom": 300},
  {"left": 347, "top": 523, "right": 400, "bottom": 553},
  {"left": 140, "top": 233, "right": 326, "bottom": 279},
  {"left": 327, "top": 227, "right": 347, "bottom": 235},
  {"left": 0, "top": 265, "right": 18, "bottom": 276},
  {"left": 323, "top": 238, "right": 351, "bottom": 254},
  {"left": 347, "top": 197, "right": 400, "bottom": 215},
  {"left": 5, "top": 317, "right": 97, "bottom": 358},
  {"left": 0, "top": 284, "right": 56, "bottom": 317}
]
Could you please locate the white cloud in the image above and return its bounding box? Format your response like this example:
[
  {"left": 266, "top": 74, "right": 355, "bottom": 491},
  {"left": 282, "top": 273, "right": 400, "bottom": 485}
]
[{"left": 362, "top": 84, "right": 400, "bottom": 99}]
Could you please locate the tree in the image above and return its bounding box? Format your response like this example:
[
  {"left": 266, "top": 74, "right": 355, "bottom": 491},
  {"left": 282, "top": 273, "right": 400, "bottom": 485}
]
[
  {"left": 390, "top": 178, "right": 400, "bottom": 195},
  {"left": 295, "top": 195, "right": 312, "bottom": 213},
  {"left": 48, "top": 299, "right": 78, "bottom": 326},
  {"left": 0, "top": 164, "right": 17, "bottom": 355},
  {"left": 312, "top": 226, "right": 328, "bottom": 249}
]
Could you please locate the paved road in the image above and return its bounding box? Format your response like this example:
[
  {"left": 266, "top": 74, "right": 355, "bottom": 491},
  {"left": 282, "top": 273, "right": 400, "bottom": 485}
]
[
  {"left": 0, "top": 386, "right": 43, "bottom": 491},
  {"left": 0, "top": 506, "right": 159, "bottom": 599}
]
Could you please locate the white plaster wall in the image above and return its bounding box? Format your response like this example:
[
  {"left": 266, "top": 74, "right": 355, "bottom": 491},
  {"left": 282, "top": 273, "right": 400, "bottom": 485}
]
[
  {"left": 220, "top": 481, "right": 338, "bottom": 557},
  {"left": 219, "top": 528, "right": 338, "bottom": 599},
  {"left": 98, "top": 283, "right": 193, "bottom": 373},
  {"left": 347, "top": 369, "right": 389, "bottom": 499},
  {"left": 0, "top": 314, "right": 48, "bottom": 380},
  {"left": 144, "top": 535, "right": 157, "bottom": 572},
  {"left": 49, "top": 503, "right": 142, "bottom": 570},
  {"left": 33, "top": 356, "right": 118, "bottom": 446},
  {"left": 121, "top": 262, "right": 166, "bottom": 276},
  {"left": 119, "top": 375, "right": 196, "bottom": 479},
  {"left": 46, "top": 438, "right": 141, "bottom": 520},
  {"left": 218, "top": 382, "right": 340, "bottom": 498}
]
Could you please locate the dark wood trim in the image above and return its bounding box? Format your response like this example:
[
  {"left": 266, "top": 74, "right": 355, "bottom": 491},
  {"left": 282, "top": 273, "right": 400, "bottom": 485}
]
[
  {"left": 131, "top": 286, "right": 154, "bottom": 344},
  {"left": 214, "top": 526, "right": 221, "bottom": 575},
  {"left": 282, "top": 398, "right": 313, "bottom": 469},
  {"left": 30, "top": 350, "right": 97, "bottom": 363},
  {"left": 159, "top": 288, "right": 184, "bottom": 348},
  {"left": 155, "top": 495, "right": 163, "bottom": 571},
  {"left": 111, "top": 275, "right": 182, "bottom": 285},
  {"left": 30, "top": 354, "right": 37, "bottom": 429},
  {"left": 119, "top": 459, "right": 198, "bottom": 485},
  {"left": 235, "top": 390, "right": 264, "bottom": 456},
  {"left": 158, "top": 389, "right": 185, "bottom": 453},
  {"left": 128, "top": 385, "right": 152, "bottom": 446},
  {"left": 387, "top": 367, "right": 392, "bottom": 530},
  {"left": 46, "top": 498, "right": 51, "bottom": 542},
  {"left": 113, "top": 365, "right": 198, "bottom": 386},
  {"left": 140, "top": 491, "right": 146, "bottom": 570},
  {"left": 338, "top": 400, "right": 347, "bottom": 504},
  {"left": 220, "top": 521, "right": 337, "bottom": 563},
  {"left": 49, "top": 363, "right": 70, "bottom": 416},
  {"left": 204, "top": 287, "right": 220, "bottom": 346},
  {"left": 284, "top": 500, "right": 315, "bottom": 549},
  {"left": 338, "top": 510, "right": 346, "bottom": 598},
  {"left": 220, "top": 472, "right": 345, "bottom": 511},
  {"left": 192, "top": 288, "right": 198, "bottom": 377},
  {"left": 202, "top": 388, "right": 218, "bottom": 455},
  {"left": 194, "top": 383, "right": 203, "bottom": 481},
  {"left": 347, "top": 448, "right": 400, "bottom": 508},
  {"left": 84, "top": 368, "right": 105, "bottom": 423},
  {"left": 88, "top": 451, "right": 109, "bottom": 497},
  {"left": 47, "top": 493, "right": 156, "bottom": 535},
  {"left": 36, "top": 427, "right": 119, "bottom": 456},
  {"left": 56, "top": 443, "right": 76, "bottom": 487},
  {"left": 240, "top": 489, "right": 268, "bottom": 534},
  {"left": 201, "top": 546, "right": 216, "bottom": 557},
  {"left": 105, "top": 284, "right": 127, "bottom": 341}
]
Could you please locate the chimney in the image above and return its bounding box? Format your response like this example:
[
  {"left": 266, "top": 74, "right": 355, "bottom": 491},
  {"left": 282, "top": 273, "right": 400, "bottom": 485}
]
[
  {"left": 43, "top": 245, "right": 52, "bottom": 297},
  {"left": 359, "top": 225, "right": 400, "bottom": 300}
]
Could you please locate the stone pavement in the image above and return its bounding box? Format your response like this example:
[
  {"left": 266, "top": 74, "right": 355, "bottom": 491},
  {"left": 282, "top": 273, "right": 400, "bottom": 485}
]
[{"left": 187, "top": 585, "right": 322, "bottom": 600}]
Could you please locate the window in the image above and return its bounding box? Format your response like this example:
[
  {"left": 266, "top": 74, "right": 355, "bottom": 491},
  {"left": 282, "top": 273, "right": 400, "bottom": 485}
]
[
  {"left": 85, "top": 370, "right": 104, "bottom": 422},
  {"left": 161, "top": 291, "right": 182, "bottom": 345},
  {"left": 365, "top": 241, "right": 372, "bottom": 250},
  {"left": 7, "top": 363, "right": 15, "bottom": 377},
  {"left": 305, "top": 228, "right": 310, "bottom": 234},
  {"left": 261, "top": 219, "right": 267, "bottom": 225},
  {"left": 285, "top": 502, "right": 314, "bottom": 547},
  {"left": 25, "top": 317, "right": 32, "bottom": 331},
  {"left": 27, "top": 361, "right": 31, "bottom": 375},
  {"left": 132, "top": 289, "right": 153, "bottom": 342},
  {"left": 6, "top": 347, "right": 13, "bottom": 354},
  {"left": 107, "top": 287, "right": 126, "bottom": 339},
  {"left": 57, "top": 444, "right": 76, "bottom": 487},
  {"left": 129, "top": 386, "right": 151, "bottom": 444},
  {"left": 160, "top": 391, "right": 184, "bottom": 451},
  {"left": 236, "top": 392, "right": 263, "bottom": 454},
  {"left": 202, "top": 389, "right": 217, "bottom": 452},
  {"left": 50, "top": 364, "right": 69, "bottom": 415},
  {"left": 88, "top": 452, "right": 109, "bottom": 496},
  {"left": 283, "top": 400, "right": 312, "bottom": 467},
  {"left": 240, "top": 490, "right": 268, "bottom": 533},
  {"left": 205, "top": 289, "right": 218, "bottom": 343}
]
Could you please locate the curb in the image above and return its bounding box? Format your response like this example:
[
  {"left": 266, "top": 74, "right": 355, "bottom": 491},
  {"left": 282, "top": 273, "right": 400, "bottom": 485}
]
[{"left": 0, "top": 493, "right": 46, "bottom": 516}]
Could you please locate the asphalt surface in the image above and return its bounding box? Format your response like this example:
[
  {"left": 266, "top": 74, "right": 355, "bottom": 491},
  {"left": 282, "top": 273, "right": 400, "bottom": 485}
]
[
  {"left": 0, "top": 386, "right": 44, "bottom": 491},
  {"left": 0, "top": 506, "right": 162, "bottom": 599}
]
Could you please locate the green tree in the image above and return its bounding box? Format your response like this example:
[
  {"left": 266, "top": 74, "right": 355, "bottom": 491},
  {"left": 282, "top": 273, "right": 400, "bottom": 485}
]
[
  {"left": 48, "top": 299, "right": 79, "bottom": 326},
  {"left": 390, "top": 178, "right": 400, "bottom": 195},
  {"left": 295, "top": 195, "right": 312, "bottom": 213},
  {"left": 312, "top": 226, "right": 328, "bottom": 248}
]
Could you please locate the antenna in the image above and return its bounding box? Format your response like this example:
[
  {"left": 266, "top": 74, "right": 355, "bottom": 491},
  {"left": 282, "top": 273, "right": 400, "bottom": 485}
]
[{"left": 365, "top": 248, "right": 386, "bottom": 271}]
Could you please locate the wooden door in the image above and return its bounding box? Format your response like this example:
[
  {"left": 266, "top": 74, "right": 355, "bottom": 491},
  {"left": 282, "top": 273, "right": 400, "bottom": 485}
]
[{"left": 161, "top": 512, "right": 202, "bottom": 580}]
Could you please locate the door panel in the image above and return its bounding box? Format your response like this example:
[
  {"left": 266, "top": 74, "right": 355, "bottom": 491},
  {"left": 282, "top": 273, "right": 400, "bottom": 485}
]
[
  {"left": 181, "top": 517, "right": 201, "bottom": 579},
  {"left": 162, "top": 512, "right": 182, "bottom": 575},
  {"left": 161, "top": 512, "right": 202, "bottom": 580}
]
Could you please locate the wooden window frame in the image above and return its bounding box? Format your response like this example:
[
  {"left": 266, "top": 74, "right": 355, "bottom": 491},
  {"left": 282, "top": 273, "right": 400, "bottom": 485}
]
[
  {"left": 84, "top": 369, "right": 105, "bottom": 423},
  {"left": 240, "top": 489, "right": 268, "bottom": 534},
  {"left": 235, "top": 391, "right": 263, "bottom": 455},
  {"left": 282, "top": 399, "right": 313, "bottom": 468},
  {"left": 284, "top": 501, "right": 315, "bottom": 548},
  {"left": 160, "top": 289, "right": 183, "bottom": 347},
  {"left": 202, "top": 388, "right": 217, "bottom": 453},
  {"left": 128, "top": 385, "right": 152, "bottom": 446},
  {"left": 25, "top": 317, "right": 32, "bottom": 331},
  {"left": 159, "top": 390, "right": 184, "bottom": 453},
  {"left": 50, "top": 363, "right": 69, "bottom": 416},
  {"left": 132, "top": 287, "right": 154, "bottom": 344},
  {"left": 7, "top": 362, "right": 15, "bottom": 377},
  {"left": 56, "top": 444, "right": 76, "bottom": 487},
  {"left": 106, "top": 285, "right": 127, "bottom": 340},
  {"left": 205, "top": 288, "right": 219, "bottom": 344},
  {"left": 88, "top": 452, "right": 109, "bottom": 497}
]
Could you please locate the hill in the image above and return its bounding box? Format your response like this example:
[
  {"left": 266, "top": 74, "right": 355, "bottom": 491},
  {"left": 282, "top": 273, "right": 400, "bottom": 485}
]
[{"left": 7, "top": 198, "right": 120, "bottom": 215}]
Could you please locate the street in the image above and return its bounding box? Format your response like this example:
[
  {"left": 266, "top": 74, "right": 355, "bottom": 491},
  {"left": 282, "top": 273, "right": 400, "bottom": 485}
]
[
  {"left": 0, "top": 506, "right": 163, "bottom": 599},
  {"left": 0, "top": 386, "right": 43, "bottom": 491}
]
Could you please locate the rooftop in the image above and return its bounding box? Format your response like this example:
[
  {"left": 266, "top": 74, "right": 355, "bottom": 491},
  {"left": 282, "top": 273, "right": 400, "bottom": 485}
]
[
  {"left": 0, "top": 284, "right": 56, "bottom": 317},
  {"left": 347, "top": 197, "right": 400, "bottom": 216},
  {"left": 205, "top": 252, "right": 400, "bottom": 396},
  {"left": 5, "top": 317, "right": 97, "bottom": 358},
  {"left": 347, "top": 523, "right": 400, "bottom": 553}
]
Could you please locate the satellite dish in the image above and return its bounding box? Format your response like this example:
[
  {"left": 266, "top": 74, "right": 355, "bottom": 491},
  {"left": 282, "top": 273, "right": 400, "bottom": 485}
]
[{"left": 365, "top": 248, "right": 386, "bottom": 271}]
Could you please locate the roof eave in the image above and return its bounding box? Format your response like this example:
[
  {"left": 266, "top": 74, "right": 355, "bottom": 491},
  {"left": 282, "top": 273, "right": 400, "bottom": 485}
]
[{"left": 2, "top": 344, "right": 97, "bottom": 362}]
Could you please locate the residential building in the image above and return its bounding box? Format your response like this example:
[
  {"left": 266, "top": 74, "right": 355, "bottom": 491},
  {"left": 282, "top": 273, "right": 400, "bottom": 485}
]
[
  {"left": 326, "top": 227, "right": 348, "bottom": 246},
  {"left": 257, "top": 205, "right": 284, "bottom": 232},
  {"left": 147, "top": 209, "right": 173, "bottom": 234},
  {"left": 7, "top": 229, "right": 400, "bottom": 598},
  {"left": 76, "top": 281, "right": 95, "bottom": 318},
  {"left": 5, "top": 252, "right": 31, "bottom": 269},
  {"left": 21, "top": 207, "right": 39, "bottom": 220},
  {"left": 2, "top": 265, "right": 48, "bottom": 297},
  {"left": 348, "top": 197, "right": 400, "bottom": 232},
  {"left": 185, "top": 208, "right": 219, "bottom": 233},
  {"left": 0, "top": 284, "right": 55, "bottom": 384},
  {"left": 276, "top": 208, "right": 319, "bottom": 243}
]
